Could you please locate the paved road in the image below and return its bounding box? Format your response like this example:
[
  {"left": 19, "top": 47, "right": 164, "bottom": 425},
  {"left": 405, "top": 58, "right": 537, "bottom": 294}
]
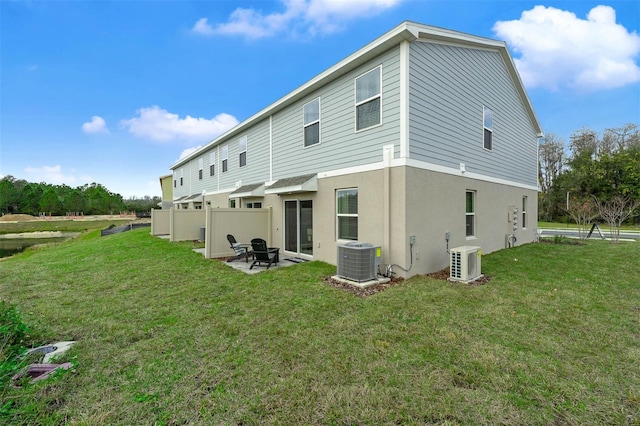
[{"left": 539, "top": 228, "right": 640, "bottom": 241}]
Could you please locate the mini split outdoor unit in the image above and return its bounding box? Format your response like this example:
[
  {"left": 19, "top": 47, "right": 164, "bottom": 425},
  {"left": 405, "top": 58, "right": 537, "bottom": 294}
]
[
  {"left": 449, "top": 246, "right": 482, "bottom": 283},
  {"left": 337, "top": 242, "right": 382, "bottom": 282}
]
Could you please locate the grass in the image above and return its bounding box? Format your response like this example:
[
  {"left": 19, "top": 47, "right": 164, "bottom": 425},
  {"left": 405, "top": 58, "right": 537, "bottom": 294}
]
[
  {"left": 0, "top": 228, "right": 639, "bottom": 424},
  {"left": 0, "top": 219, "right": 131, "bottom": 235},
  {"left": 538, "top": 221, "right": 640, "bottom": 231}
]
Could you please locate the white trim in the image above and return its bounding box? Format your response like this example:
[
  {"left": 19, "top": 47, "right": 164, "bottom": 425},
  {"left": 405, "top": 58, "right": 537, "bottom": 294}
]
[
  {"left": 269, "top": 116, "right": 273, "bottom": 182},
  {"left": 400, "top": 40, "right": 409, "bottom": 158},
  {"left": 239, "top": 135, "right": 248, "bottom": 168},
  {"left": 202, "top": 188, "right": 231, "bottom": 196},
  {"left": 221, "top": 144, "right": 229, "bottom": 173},
  {"left": 303, "top": 97, "right": 321, "bottom": 148},
  {"left": 354, "top": 65, "right": 382, "bottom": 132},
  {"left": 483, "top": 106, "right": 493, "bottom": 151},
  {"left": 336, "top": 188, "right": 358, "bottom": 241},
  {"left": 317, "top": 158, "right": 539, "bottom": 192}
]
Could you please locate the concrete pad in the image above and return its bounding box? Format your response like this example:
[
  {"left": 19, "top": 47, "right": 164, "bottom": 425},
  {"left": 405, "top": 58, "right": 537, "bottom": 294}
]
[
  {"left": 193, "top": 248, "right": 303, "bottom": 274},
  {"left": 330, "top": 275, "right": 390, "bottom": 289}
]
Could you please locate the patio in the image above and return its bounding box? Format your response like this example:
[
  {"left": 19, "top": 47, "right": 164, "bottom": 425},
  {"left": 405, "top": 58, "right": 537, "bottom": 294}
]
[{"left": 193, "top": 247, "right": 306, "bottom": 274}]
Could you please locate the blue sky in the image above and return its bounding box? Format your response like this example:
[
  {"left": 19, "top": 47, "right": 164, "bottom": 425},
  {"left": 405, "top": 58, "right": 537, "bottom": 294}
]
[{"left": 1, "top": 0, "right": 639, "bottom": 198}]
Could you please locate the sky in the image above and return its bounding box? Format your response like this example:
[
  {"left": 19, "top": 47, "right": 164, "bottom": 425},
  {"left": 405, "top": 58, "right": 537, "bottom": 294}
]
[{"left": 1, "top": 0, "right": 639, "bottom": 199}]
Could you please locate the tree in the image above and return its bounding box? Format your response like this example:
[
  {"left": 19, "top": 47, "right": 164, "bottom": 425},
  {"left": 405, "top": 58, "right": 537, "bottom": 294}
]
[
  {"left": 39, "top": 187, "right": 63, "bottom": 215},
  {"left": 19, "top": 183, "right": 45, "bottom": 215},
  {"left": 565, "top": 197, "right": 598, "bottom": 239},
  {"left": 596, "top": 195, "right": 640, "bottom": 243},
  {"left": 601, "top": 123, "right": 640, "bottom": 155},
  {"left": 538, "top": 133, "right": 566, "bottom": 221},
  {"left": 0, "top": 176, "right": 19, "bottom": 214}
]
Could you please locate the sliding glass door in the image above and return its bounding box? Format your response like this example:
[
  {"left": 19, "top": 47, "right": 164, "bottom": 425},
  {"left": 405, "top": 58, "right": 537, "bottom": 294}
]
[{"left": 284, "top": 200, "right": 313, "bottom": 256}]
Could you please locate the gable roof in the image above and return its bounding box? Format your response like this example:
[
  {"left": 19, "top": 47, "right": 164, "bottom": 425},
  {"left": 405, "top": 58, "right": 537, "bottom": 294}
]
[{"left": 171, "top": 21, "right": 542, "bottom": 170}]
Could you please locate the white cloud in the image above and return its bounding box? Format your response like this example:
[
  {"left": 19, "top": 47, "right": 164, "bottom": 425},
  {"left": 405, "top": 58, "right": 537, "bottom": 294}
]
[
  {"left": 82, "top": 116, "right": 109, "bottom": 134},
  {"left": 192, "top": 0, "right": 401, "bottom": 39},
  {"left": 494, "top": 5, "right": 640, "bottom": 91},
  {"left": 24, "top": 165, "right": 92, "bottom": 186},
  {"left": 191, "top": 18, "right": 215, "bottom": 36},
  {"left": 120, "top": 106, "right": 239, "bottom": 143},
  {"left": 178, "top": 146, "right": 202, "bottom": 161}
]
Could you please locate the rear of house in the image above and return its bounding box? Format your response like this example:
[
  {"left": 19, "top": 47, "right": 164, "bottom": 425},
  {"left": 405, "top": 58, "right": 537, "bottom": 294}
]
[{"left": 168, "top": 21, "right": 542, "bottom": 278}]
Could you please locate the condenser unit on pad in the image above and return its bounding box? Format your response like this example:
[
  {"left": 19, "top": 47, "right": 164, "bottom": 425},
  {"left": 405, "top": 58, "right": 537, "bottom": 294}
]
[
  {"left": 450, "top": 246, "right": 482, "bottom": 283},
  {"left": 337, "top": 242, "right": 382, "bottom": 283}
]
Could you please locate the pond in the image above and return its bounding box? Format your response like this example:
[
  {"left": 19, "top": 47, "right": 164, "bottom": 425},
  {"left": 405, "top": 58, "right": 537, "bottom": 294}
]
[{"left": 0, "top": 232, "right": 80, "bottom": 259}]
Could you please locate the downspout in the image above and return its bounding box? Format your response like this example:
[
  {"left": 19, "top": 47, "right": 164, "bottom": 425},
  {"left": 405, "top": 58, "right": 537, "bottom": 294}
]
[{"left": 383, "top": 145, "right": 393, "bottom": 271}]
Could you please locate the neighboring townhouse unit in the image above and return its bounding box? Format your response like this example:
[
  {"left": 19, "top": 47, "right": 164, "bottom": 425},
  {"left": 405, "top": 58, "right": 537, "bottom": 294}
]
[
  {"left": 158, "top": 174, "right": 173, "bottom": 209},
  {"left": 169, "top": 21, "right": 543, "bottom": 278}
]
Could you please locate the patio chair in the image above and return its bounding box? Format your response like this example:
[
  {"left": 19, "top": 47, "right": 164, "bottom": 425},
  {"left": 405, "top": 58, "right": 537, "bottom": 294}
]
[
  {"left": 227, "top": 234, "right": 253, "bottom": 263},
  {"left": 249, "top": 238, "right": 280, "bottom": 270}
]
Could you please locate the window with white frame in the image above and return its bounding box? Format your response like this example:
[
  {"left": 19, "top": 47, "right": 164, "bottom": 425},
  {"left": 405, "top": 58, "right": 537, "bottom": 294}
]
[
  {"left": 173, "top": 171, "right": 177, "bottom": 188},
  {"left": 304, "top": 98, "right": 320, "bottom": 147},
  {"left": 355, "top": 66, "right": 381, "bottom": 131},
  {"left": 246, "top": 201, "right": 262, "bottom": 208},
  {"left": 483, "top": 106, "right": 493, "bottom": 150},
  {"left": 466, "top": 191, "right": 476, "bottom": 237},
  {"left": 180, "top": 168, "right": 184, "bottom": 186},
  {"left": 222, "top": 145, "right": 228, "bottom": 172},
  {"left": 522, "top": 196, "right": 527, "bottom": 229},
  {"left": 209, "top": 152, "right": 215, "bottom": 176},
  {"left": 337, "top": 188, "right": 358, "bottom": 240},
  {"left": 239, "top": 136, "right": 247, "bottom": 167},
  {"left": 198, "top": 158, "right": 203, "bottom": 180}
]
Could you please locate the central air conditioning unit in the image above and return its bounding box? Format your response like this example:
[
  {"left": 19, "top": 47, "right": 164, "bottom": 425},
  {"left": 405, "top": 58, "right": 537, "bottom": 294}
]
[
  {"left": 450, "top": 246, "right": 482, "bottom": 283},
  {"left": 337, "top": 242, "right": 382, "bottom": 282}
]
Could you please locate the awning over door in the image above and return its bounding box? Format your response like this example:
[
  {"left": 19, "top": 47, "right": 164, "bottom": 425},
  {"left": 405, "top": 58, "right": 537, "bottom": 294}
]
[
  {"left": 230, "top": 183, "right": 265, "bottom": 199},
  {"left": 265, "top": 174, "right": 317, "bottom": 195}
]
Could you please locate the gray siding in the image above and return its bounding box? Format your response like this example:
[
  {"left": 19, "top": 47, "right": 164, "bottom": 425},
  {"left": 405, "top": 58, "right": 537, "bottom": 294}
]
[
  {"left": 271, "top": 47, "right": 401, "bottom": 179},
  {"left": 408, "top": 41, "right": 538, "bottom": 187}
]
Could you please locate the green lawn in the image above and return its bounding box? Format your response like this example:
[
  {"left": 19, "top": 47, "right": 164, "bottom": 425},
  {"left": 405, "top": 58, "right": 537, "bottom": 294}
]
[
  {"left": 0, "top": 219, "right": 132, "bottom": 235},
  {"left": 1, "top": 229, "right": 639, "bottom": 424}
]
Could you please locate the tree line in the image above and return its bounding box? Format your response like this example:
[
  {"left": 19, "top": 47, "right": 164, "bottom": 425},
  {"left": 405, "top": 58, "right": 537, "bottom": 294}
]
[
  {"left": 539, "top": 123, "right": 640, "bottom": 236},
  {"left": 0, "top": 176, "right": 161, "bottom": 216}
]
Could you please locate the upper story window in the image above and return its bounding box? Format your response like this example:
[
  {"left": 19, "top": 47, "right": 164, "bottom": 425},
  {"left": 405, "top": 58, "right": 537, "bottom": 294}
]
[
  {"left": 180, "top": 168, "right": 184, "bottom": 186},
  {"left": 304, "top": 98, "right": 320, "bottom": 147},
  {"left": 198, "top": 158, "right": 203, "bottom": 180},
  {"left": 466, "top": 191, "right": 476, "bottom": 237},
  {"left": 239, "top": 136, "right": 247, "bottom": 167},
  {"left": 355, "top": 66, "right": 381, "bottom": 131},
  {"left": 337, "top": 188, "right": 358, "bottom": 241},
  {"left": 483, "top": 106, "right": 493, "bottom": 151},
  {"left": 209, "top": 152, "right": 215, "bottom": 176},
  {"left": 222, "top": 145, "right": 228, "bottom": 173}
]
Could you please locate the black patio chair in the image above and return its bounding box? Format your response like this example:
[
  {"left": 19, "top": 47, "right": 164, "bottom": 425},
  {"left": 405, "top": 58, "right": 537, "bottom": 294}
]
[
  {"left": 249, "top": 238, "right": 279, "bottom": 270},
  {"left": 227, "top": 234, "right": 253, "bottom": 263}
]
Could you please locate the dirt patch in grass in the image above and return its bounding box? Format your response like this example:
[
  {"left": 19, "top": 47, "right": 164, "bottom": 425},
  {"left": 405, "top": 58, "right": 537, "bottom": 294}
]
[
  {"left": 0, "top": 214, "right": 37, "bottom": 222},
  {"left": 323, "top": 276, "right": 405, "bottom": 297},
  {"left": 426, "top": 267, "right": 492, "bottom": 286}
]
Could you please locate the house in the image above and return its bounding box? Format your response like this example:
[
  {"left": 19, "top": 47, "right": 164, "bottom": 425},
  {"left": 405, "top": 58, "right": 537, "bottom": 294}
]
[
  {"left": 158, "top": 174, "right": 173, "bottom": 209},
  {"left": 168, "top": 21, "right": 543, "bottom": 278}
]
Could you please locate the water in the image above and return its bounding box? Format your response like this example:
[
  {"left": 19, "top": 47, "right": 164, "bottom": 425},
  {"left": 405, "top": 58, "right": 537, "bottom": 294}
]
[{"left": 0, "top": 233, "right": 79, "bottom": 259}]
